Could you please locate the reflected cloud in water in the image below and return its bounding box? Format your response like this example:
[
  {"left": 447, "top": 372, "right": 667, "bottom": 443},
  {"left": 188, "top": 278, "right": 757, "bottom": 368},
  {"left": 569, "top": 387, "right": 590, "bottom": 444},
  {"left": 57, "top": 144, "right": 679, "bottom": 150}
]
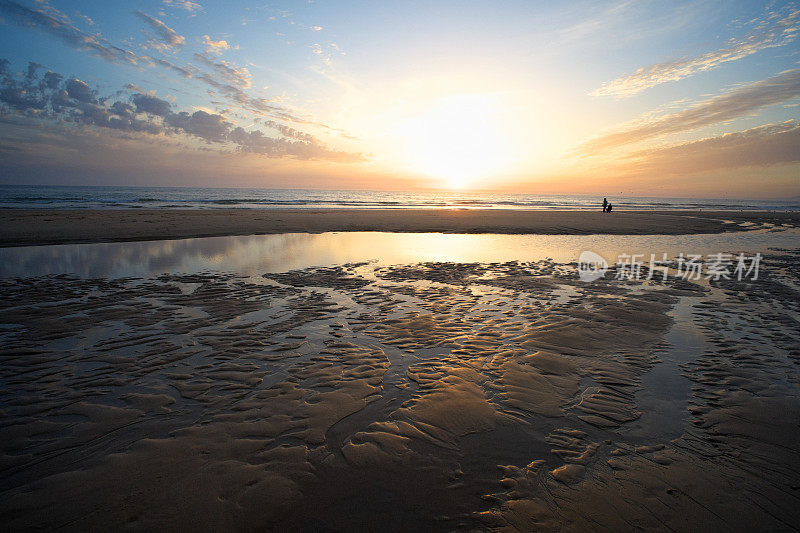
[{"left": 0, "top": 229, "right": 796, "bottom": 278}]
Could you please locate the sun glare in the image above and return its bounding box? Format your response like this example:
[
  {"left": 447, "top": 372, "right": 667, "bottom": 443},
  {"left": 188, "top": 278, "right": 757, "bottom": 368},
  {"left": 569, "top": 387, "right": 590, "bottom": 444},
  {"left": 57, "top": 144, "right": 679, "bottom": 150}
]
[{"left": 395, "top": 94, "right": 516, "bottom": 189}]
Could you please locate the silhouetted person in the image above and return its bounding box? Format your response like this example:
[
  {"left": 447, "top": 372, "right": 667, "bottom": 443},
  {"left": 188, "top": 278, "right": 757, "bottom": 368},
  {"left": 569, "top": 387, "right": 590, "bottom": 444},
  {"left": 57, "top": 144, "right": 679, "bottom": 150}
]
[
  {"left": 603, "top": 197, "right": 607, "bottom": 212},
  {"left": 607, "top": 203, "right": 613, "bottom": 212}
]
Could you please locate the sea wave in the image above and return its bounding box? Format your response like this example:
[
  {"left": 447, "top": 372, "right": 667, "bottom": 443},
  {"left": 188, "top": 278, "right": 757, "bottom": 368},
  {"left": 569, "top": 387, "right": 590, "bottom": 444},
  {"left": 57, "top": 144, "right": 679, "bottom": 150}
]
[{"left": 0, "top": 185, "right": 797, "bottom": 211}]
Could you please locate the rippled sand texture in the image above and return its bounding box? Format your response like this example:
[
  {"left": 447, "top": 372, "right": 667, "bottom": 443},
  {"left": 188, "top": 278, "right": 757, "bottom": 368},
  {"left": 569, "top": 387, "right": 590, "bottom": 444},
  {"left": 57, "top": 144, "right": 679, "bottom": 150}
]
[{"left": 1, "top": 254, "right": 799, "bottom": 531}]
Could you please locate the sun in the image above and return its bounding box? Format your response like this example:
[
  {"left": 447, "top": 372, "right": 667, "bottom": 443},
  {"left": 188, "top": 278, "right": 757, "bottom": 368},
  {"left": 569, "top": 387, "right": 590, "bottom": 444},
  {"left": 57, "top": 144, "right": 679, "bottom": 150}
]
[{"left": 395, "top": 94, "right": 516, "bottom": 189}]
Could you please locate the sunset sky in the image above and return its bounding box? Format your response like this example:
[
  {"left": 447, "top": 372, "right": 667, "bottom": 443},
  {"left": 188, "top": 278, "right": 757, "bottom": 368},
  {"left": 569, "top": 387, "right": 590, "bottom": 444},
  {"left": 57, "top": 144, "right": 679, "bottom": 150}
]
[{"left": 0, "top": 0, "right": 798, "bottom": 197}]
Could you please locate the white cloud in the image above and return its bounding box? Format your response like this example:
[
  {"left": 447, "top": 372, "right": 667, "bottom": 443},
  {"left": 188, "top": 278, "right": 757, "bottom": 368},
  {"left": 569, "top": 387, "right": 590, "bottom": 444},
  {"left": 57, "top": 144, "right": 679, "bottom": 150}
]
[
  {"left": 202, "top": 34, "right": 232, "bottom": 55},
  {"left": 162, "top": 0, "right": 203, "bottom": 13},
  {"left": 578, "top": 69, "right": 800, "bottom": 155},
  {"left": 592, "top": 7, "right": 800, "bottom": 97}
]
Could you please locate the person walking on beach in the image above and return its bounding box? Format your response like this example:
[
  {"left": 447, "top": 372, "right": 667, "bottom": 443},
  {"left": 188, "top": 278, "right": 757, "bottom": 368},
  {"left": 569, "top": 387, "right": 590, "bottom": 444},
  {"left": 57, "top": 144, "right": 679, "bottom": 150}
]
[{"left": 602, "top": 197, "right": 608, "bottom": 212}]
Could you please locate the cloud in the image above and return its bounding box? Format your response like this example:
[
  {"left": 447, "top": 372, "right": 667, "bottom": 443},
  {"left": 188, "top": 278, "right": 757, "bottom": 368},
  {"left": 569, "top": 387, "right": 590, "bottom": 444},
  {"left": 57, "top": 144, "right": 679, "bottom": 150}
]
[
  {"left": 157, "top": 57, "right": 322, "bottom": 129},
  {"left": 262, "top": 120, "right": 314, "bottom": 142},
  {"left": 227, "top": 126, "right": 357, "bottom": 161},
  {"left": 64, "top": 78, "right": 96, "bottom": 103},
  {"left": 193, "top": 72, "right": 304, "bottom": 123},
  {"left": 592, "top": 6, "right": 800, "bottom": 97},
  {"left": 202, "top": 35, "right": 231, "bottom": 55},
  {"left": 163, "top": 0, "right": 203, "bottom": 13},
  {"left": 0, "top": 121, "right": 391, "bottom": 190},
  {"left": 132, "top": 93, "right": 172, "bottom": 116},
  {"left": 42, "top": 71, "right": 62, "bottom": 90},
  {"left": 558, "top": 0, "right": 637, "bottom": 43},
  {"left": 134, "top": 10, "right": 186, "bottom": 50},
  {"left": 165, "top": 110, "right": 229, "bottom": 142},
  {"left": 154, "top": 58, "right": 194, "bottom": 79},
  {"left": 577, "top": 69, "right": 800, "bottom": 155},
  {"left": 621, "top": 121, "right": 800, "bottom": 176},
  {"left": 0, "top": 1, "right": 346, "bottom": 132},
  {"left": 194, "top": 53, "right": 251, "bottom": 89},
  {"left": 74, "top": 11, "right": 94, "bottom": 26},
  {"left": 0, "top": 61, "right": 363, "bottom": 162},
  {"left": 124, "top": 83, "right": 144, "bottom": 93},
  {"left": 0, "top": 0, "right": 149, "bottom": 66}
]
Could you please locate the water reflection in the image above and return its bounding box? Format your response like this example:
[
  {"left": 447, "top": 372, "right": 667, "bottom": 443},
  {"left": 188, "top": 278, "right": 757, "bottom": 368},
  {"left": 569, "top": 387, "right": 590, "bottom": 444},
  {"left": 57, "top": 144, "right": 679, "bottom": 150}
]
[{"left": 0, "top": 229, "right": 796, "bottom": 278}]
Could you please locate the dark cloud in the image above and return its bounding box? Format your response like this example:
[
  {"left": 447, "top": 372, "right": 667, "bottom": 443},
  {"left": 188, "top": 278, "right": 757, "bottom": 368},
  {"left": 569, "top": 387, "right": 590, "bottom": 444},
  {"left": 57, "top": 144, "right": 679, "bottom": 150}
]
[
  {"left": 228, "top": 126, "right": 358, "bottom": 161},
  {"left": 42, "top": 71, "right": 62, "bottom": 90},
  {"left": 228, "top": 126, "right": 281, "bottom": 155},
  {"left": 64, "top": 79, "right": 96, "bottom": 104},
  {"left": 577, "top": 69, "right": 800, "bottom": 155},
  {"left": 132, "top": 93, "right": 172, "bottom": 117},
  {"left": 0, "top": 60, "right": 363, "bottom": 162},
  {"left": 25, "top": 61, "right": 44, "bottom": 80},
  {"left": 0, "top": 61, "right": 50, "bottom": 110},
  {"left": 110, "top": 101, "right": 135, "bottom": 118},
  {"left": 165, "top": 110, "right": 229, "bottom": 142},
  {"left": 0, "top": 85, "right": 45, "bottom": 110}
]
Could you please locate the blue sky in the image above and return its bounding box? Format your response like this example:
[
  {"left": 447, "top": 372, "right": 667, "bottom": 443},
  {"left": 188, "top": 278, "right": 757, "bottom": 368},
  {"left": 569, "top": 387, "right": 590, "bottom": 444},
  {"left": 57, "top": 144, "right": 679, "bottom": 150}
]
[{"left": 0, "top": 0, "right": 798, "bottom": 197}]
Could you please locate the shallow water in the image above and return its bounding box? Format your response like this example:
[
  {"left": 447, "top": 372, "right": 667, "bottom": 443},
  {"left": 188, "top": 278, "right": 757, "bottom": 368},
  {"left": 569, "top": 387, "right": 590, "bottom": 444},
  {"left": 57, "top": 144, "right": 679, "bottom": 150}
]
[
  {"left": 0, "top": 228, "right": 797, "bottom": 278},
  {"left": 625, "top": 296, "right": 705, "bottom": 442}
]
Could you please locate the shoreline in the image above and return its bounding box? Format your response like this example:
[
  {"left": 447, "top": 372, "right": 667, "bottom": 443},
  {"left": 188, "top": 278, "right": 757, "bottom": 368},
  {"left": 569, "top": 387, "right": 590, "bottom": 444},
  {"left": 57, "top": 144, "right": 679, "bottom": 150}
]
[{"left": 1, "top": 208, "right": 799, "bottom": 247}]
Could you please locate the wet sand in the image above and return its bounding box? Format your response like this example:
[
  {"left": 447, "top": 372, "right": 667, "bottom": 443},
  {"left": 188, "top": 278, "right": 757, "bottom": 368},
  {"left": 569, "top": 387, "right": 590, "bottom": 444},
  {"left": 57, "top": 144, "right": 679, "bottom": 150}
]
[
  {"left": 1, "top": 250, "right": 799, "bottom": 530},
  {"left": 2, "top": 208, "right": 799, "bottom": 246}
]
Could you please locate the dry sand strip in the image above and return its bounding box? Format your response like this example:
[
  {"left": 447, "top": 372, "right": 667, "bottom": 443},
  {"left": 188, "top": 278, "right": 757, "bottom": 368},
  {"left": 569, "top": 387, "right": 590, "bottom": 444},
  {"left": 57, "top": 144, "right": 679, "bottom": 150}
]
[{"left": 1, "top": 209, "right": 799, "bottom": 247}]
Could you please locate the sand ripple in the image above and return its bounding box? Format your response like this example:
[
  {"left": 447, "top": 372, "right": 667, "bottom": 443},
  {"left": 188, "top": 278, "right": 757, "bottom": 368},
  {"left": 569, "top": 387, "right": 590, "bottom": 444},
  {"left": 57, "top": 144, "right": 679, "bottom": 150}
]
[{"left": 0, "top": 253, "right": 798, "bottom": 530}]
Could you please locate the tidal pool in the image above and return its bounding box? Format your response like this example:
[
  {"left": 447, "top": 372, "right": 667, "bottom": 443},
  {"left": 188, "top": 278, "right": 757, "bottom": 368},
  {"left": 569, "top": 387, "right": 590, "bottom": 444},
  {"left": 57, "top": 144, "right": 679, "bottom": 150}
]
[{"left": 0, "top": 227, "right": 796, "bottom": 278}]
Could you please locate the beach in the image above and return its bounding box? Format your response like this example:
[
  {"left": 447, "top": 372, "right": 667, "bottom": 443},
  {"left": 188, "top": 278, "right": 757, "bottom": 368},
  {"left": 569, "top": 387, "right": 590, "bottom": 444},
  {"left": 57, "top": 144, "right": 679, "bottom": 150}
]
[
  {"left": 2, "top": 208, "right": 800, "bottom": 246},
  {"left": 0, "top": 210, "right": 799, "bottom": 530},
  {"left": 3, "top": 0, "right": 800, "bottom": 528}
]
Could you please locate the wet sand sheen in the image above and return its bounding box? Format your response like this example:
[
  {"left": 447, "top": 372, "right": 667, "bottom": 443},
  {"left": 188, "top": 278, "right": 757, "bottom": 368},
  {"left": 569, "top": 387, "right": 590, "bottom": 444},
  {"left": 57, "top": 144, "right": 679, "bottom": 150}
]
[{"left": 0, "top": 251, "right": 798, "bottom": 530}]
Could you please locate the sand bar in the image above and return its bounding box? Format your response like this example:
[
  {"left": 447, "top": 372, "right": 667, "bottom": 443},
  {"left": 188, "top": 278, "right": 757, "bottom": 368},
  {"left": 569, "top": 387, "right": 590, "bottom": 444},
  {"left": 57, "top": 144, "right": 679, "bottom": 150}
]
[{"left": 1, "top": 208, "right": 799, "bottom": 246}]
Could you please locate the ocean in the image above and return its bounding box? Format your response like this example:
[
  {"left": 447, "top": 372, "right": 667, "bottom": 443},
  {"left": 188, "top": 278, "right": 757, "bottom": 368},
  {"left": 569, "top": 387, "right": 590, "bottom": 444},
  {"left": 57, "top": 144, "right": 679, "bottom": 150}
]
[{"left": 0, "top": 185, "right": 797, "bottom": 211}]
